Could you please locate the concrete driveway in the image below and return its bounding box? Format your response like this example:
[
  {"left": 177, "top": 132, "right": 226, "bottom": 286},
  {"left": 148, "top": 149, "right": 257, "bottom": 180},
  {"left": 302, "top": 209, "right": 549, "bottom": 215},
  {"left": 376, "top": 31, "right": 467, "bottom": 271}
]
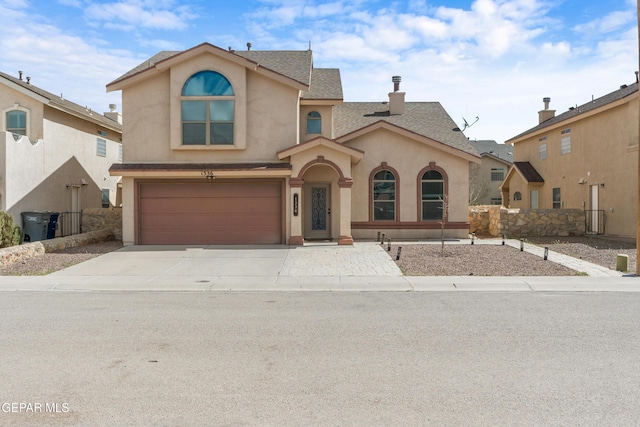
[
  {"left": 37, "top": 242, "right": 404, "bottom": 291},
  {"left": 2, "top": 241, "right": 639, "bottom": 293}
]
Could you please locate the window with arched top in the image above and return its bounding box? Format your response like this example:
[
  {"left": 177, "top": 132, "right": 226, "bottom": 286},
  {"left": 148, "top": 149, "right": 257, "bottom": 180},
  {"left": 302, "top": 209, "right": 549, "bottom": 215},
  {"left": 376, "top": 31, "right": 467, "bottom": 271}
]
[
  {"left": 372, "top": 169, "right": 396, "bottom": 221},
  {"left": 513, "top": 191, "right": 522, "bottom": 201},
  {"left": 421, "top": 169, "right": 445, "bottom": 221},
  {"left": 181, "top": 70, "right": 235, "bottom": 145},
  {"left": 306, "top": 111, "right": 321, "bottom": 134},
  {"left": 6, "top": 110, "right": 27, "bottom": 135}
]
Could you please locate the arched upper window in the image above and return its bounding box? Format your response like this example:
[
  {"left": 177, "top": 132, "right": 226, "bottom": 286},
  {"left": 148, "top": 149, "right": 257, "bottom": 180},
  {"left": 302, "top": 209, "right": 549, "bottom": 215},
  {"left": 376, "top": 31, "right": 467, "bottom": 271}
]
[
  {"left": 421, "top": 169, "right": 445, "bottom": 221},
  {"left": 372, "top": 169, "right": 396, "bottom": 221},
  {"left": 513, "top": 191, "right": 522, "bottom": 201},
  {"left": 5, "top": 109, "right": 27, "bottom": 136},
  {"left": 181, "top": 71, "right": 235, "bottom": 145},
  {"left": 306, "top": 111, "right": 322, "bottom": 134}
]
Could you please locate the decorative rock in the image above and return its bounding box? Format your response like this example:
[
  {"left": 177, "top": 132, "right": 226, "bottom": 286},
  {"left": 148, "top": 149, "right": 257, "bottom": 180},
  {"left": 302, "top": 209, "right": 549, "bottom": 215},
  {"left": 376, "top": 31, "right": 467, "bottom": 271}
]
[{"left": 469, "top": 206, "right": 586, "bottom": 238}]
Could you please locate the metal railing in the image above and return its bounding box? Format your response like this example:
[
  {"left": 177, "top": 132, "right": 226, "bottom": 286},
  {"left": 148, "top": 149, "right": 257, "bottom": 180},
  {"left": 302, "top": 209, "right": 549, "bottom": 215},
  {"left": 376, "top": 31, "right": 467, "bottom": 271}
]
[
  {"left": 584, "top": 210, "right": 605, "bottom": 235},
  {"left": 59, "top": 211, "right": 82, "bottom": 237}
]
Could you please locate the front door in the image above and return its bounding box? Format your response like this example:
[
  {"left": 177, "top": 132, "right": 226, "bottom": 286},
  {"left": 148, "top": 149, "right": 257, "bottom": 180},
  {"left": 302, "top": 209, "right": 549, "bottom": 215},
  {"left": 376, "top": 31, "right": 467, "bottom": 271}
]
[
  {"left": 589, "top": 184, "right": 600, "bottom": 234},
  {"left": 530, "top": 189, "right": 539, "bottom": 209},
  {"left": 304, "top": 183, "right": 331, "bottom": 240}
]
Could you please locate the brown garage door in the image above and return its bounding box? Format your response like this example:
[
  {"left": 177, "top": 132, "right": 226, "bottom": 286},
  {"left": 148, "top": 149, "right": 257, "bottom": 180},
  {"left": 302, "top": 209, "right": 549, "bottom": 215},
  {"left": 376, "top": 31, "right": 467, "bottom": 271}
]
[{"left": 138, "top": 180, "right": 283, "bottom": 245}]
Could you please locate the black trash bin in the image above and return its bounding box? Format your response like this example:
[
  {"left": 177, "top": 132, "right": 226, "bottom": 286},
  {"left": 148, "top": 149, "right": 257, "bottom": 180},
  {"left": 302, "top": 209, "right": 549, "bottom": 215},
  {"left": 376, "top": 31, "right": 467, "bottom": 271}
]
[
  {"left": 21, "top": 212, "right": 47, "bottom": 242},
  {"left": 45, "top": 212, "right": 60, "bottom": 239}
]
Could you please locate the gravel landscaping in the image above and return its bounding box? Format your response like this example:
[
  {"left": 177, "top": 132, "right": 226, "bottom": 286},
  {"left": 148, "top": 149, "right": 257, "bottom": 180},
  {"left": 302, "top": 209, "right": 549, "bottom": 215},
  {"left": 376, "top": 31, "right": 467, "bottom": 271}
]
[
  {"left": 526, "top": 236, "right": 636, "bottom": 273},
  {"left": 0, "top": 241, "right": 123, "bottom": 276},
  {"left": 389, "top": 236, "right": 636, "bottom": 276},
  {"left": 0, "top": 236, "right": 635, "bottom": 277},
  {"left": 389, "top": 244, "right": 580, "bottom": 276}
]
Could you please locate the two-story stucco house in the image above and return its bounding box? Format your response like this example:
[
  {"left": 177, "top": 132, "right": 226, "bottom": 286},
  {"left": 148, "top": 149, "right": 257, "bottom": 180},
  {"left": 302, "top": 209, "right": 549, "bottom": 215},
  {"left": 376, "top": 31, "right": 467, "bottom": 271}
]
[
  {"left": 501, "top": 82, "right": 639, "bottom": 237},
  {"left": 469, "top": 140, "right": 513, "bottom": 205},
  {"left": 108, "top": 42, "right": 480, "bottom": 246},
  {"left": 0, "top": 70, "right": 123, "bottom": 235}
]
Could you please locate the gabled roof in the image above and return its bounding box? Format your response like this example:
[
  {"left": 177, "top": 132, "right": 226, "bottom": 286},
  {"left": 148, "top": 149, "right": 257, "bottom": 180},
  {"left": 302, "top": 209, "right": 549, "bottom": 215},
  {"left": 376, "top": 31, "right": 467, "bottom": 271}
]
[
  {"left": 277, "top": 136, "right": 363, "bottom": 163},
  {"left": 302, "top": 68, "right": 343, "bottom": 100},
  {"left": 471, "top": 139, "right": 513, "bottom": 163},
  {"left": 0, "top": 70, "right": 122, "bottom": 132},
  {"left": 513, "top": 161, "right": 544, "bottom": 183},
  {"left": 235, "top": 50, "right": 312, "bottom": 86},
  {"left": 108, "top": 43, "right": 321, "bottom": 92},
  {"left": 333, "top": 102, "right": 479, "bottom": 158},
  {"left": 507, "top": 82, "right": 639, "bottom": 143}
]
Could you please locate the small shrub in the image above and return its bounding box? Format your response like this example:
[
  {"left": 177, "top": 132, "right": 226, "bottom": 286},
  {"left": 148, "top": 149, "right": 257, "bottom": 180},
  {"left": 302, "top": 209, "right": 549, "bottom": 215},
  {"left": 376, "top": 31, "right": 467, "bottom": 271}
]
[{"left": 0, "top": 212, "right": 22, "bottom": 248}]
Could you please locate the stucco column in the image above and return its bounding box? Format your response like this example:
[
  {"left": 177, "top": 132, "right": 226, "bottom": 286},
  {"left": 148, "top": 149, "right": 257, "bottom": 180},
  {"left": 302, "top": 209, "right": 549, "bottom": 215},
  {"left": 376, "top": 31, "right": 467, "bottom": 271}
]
[
  {"left": 338, "top": 178, "right": 354, "bottom": 245},
  {"left": 122, "top": 178, "right": 135, "bottom": 246},
  {"left": 289, "top": 179, "right": 304, "bottom": 245}
]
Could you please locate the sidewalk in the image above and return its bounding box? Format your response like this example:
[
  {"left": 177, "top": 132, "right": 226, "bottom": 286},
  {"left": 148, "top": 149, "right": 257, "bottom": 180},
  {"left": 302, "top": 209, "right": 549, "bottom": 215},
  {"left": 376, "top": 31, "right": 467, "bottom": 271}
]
[{"left": 0, "top": 239, "right": 637, "bottom": 292}]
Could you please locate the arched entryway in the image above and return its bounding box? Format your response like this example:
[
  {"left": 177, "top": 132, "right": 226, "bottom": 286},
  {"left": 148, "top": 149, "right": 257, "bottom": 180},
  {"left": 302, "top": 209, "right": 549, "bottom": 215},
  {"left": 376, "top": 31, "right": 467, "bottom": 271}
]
[{"left": 277, "top": 138, "right": 363, "bottom": 246}]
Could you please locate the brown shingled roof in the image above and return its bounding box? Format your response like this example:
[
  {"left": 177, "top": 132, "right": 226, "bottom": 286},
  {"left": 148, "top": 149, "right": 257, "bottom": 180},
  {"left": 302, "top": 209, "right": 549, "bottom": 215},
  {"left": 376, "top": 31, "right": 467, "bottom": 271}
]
[
  {"left": 0, "top": 70, "right": 122, "bottom": 132},
  {"left": 507, "top": 82, "right": 639, "bottom": 142},
  {"left": 513, "top": 161, "right": 544, "bottom": 183},
  {"left": 333, "top": 102, "right": 479, "bottom": 157}
]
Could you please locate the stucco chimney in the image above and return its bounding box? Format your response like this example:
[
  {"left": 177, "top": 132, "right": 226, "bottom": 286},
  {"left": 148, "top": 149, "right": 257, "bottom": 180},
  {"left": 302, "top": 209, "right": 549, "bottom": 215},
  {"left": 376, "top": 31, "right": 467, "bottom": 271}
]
[
  {"left": 389, "top": 76, "right": 405, "bottom": 115},
  {"left": 104, "top": 105, "right": 122, "bottom": 124},
  {"left": 538, "top": 97, "right": 555, "bottom": 124}
]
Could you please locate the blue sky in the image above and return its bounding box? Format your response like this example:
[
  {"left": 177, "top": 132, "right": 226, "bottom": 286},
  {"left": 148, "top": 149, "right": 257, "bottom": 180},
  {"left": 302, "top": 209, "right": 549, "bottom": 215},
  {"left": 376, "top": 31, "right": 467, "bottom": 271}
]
[{"left": 0, "top": 0, "right": 637, "bottom": 143}]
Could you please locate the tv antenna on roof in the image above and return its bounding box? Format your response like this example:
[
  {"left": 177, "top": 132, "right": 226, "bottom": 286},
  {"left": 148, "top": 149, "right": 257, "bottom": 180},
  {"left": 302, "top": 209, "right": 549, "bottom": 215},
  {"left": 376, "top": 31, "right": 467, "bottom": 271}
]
[{"left": 453, "top": 116, "right": 479, "bottom": 132}]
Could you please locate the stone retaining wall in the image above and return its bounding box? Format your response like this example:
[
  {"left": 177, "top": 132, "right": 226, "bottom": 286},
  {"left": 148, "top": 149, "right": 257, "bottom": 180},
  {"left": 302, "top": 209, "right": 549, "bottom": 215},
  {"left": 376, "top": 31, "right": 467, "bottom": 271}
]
[
  {"left": 0, "top": 229, "right": 113, "bottom": 268},
  {"left": 82, "top": 208, "right": 122, "bottom": 240},
  {"left": 469, "top": 206, "right": 586, "bottom": 238}
]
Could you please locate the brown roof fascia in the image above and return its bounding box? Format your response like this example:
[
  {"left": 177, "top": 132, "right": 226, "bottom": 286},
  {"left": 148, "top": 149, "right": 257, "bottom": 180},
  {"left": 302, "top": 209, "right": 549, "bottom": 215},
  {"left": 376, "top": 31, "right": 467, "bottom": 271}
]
[{"left": 110, "top": 162, "right": 292, "bottom": 172}]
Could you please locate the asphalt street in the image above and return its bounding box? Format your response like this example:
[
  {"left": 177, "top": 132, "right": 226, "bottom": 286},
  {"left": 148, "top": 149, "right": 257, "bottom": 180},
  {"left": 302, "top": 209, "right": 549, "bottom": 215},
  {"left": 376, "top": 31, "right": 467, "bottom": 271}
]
[{"left": 1, "top": 291, "right": 639, "bottom": 426}]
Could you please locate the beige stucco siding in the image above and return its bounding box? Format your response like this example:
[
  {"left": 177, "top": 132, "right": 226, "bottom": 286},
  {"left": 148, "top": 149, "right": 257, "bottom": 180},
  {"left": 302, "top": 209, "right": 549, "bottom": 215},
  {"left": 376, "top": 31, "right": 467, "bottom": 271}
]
[
  {"left": 470, "top": 156, "right": 509, "bottom": 205},
  {"left": 345, "top": 128, "right": 470, "bottom": 223},
  {"left": 121, "top": 72, "right": 170, "bottom": 162},
  {"left": 300, "top": 105, "right": 333, "bottom": 143},
  {"left": 508, "top": 96, "right": 638, "bottom": 237},
  {"left": 123, "top": 53, "right": 300, "bottom": 163}
]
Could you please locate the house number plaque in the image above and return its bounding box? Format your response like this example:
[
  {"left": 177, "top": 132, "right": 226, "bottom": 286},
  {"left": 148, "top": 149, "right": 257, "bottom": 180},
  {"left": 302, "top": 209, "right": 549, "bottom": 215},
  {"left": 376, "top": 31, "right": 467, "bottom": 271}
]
[
  {"left": 293, "top": 193, "right": 299, "bottom": 216},
  {"left": 201, "top": 170, "right": 215, "bottom": 180}
]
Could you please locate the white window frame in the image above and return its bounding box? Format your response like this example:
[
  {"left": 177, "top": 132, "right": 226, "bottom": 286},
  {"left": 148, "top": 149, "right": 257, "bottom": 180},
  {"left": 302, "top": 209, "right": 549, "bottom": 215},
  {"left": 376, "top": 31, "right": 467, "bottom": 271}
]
[
  {"left": 561, "top": 136, "right": 571, "bottom": 155},
  {"left": 2, "top": 104, "right": 30, "bottom": 138},
  {"left": 96, "top": 138, "right": 107, "bottom": 157},
  {"left": 539, "top": 143, "right": 547, "bottom": 160},
  {"left": 490, "top": 168, "right": 504, "bottom": 181}
]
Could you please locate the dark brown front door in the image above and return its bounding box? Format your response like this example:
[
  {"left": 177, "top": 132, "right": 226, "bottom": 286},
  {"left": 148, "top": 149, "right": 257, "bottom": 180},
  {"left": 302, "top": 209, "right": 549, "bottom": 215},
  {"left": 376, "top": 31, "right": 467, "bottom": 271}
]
[{"left": 138, "top": 180, "right": 283, "bottom": 245}]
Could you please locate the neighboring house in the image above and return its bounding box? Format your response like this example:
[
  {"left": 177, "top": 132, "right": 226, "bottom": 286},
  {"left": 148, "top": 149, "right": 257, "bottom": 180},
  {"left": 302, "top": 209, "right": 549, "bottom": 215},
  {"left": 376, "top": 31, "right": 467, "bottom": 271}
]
[
  {"left": 0, "top": 70, "right": 123, "bottom": 235},
  {"left": 469, "top": 140, "right": 513, "bottom": 205},
  {"left": 107, "top": 42, "right": 480, "bottom": 246},
  {"left": 501, "top": 83, "right": 639, "bottom": 237}
]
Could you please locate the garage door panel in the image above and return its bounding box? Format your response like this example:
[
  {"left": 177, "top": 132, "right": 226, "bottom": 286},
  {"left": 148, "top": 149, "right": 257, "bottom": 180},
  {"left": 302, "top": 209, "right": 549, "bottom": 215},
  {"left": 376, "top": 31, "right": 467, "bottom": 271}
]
[{"left": 138, "top": 181, "right": 283, "bottom": 245}]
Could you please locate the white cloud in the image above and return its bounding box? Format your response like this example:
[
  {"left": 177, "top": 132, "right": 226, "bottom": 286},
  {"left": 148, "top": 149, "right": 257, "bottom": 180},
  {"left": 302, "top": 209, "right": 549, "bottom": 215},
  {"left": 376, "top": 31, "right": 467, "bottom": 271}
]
[
  {"left": 0, "top": 6, "right": 141, "bottom": 112},
  {"left": 84, "top": 1, "right": 196, "bottom": 31},
  {"left": 574, "top": 9, "right": 636, "bottom": 35}
]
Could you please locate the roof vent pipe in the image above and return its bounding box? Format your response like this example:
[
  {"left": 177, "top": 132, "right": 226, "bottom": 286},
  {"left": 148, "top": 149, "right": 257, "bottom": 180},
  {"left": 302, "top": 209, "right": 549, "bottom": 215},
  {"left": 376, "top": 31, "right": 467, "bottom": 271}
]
[
  {"left": 635, "top": 71, "right": 639, "bottom": 83},
  {"left": 18, "top": 71, "right": 23, "bottom": 81},
  {"left": 247, "top": 42, "right": 252, "bottom": 51},
  {"left": 26, "top": 77, "right": 31, "bottom": 85},
  {"left": 392, "top": 75, "right": 401, "bottom": 92},
  {"left": 543, "top": 97, "right": 551, "bottom": 110}
]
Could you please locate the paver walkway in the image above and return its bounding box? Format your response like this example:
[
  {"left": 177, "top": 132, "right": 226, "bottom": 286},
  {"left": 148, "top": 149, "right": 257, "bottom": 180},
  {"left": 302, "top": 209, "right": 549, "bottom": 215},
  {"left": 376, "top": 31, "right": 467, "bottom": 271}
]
[{"left": 280, "top": 242, "right": 402, "bottom": 276}]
